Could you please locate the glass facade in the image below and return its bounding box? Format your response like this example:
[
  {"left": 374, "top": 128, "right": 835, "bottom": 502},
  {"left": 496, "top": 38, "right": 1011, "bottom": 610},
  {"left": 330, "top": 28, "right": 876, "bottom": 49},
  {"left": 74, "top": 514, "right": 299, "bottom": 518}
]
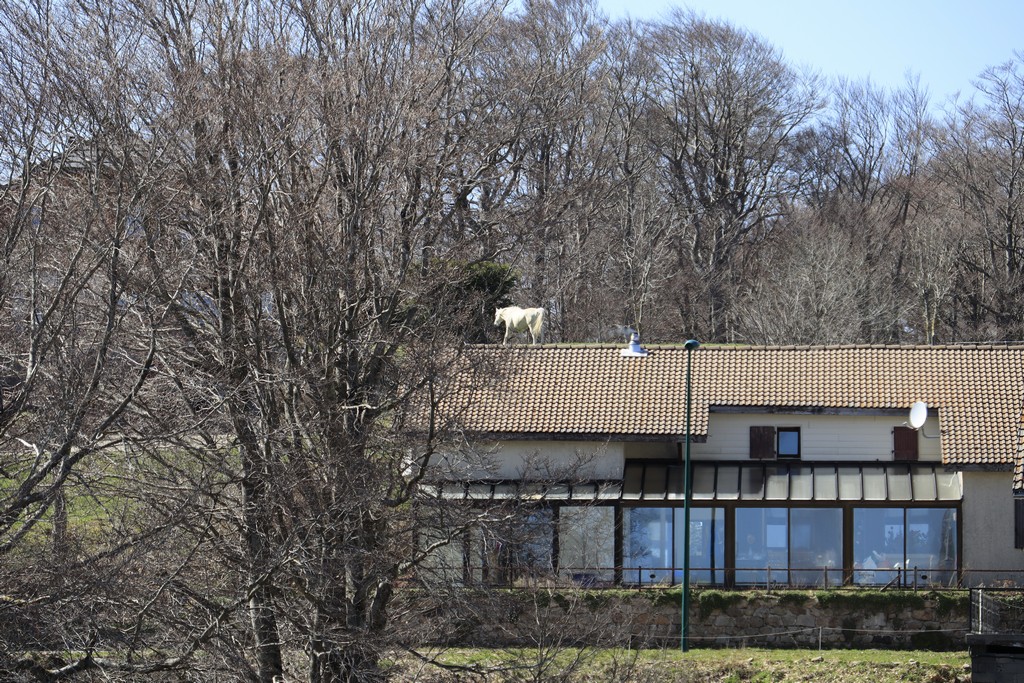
[
  {"left": 790, "top": 508, "right": 842, "bottom": 586},
  {"left": 907, "top": 508, "right": 957, "bottom": 584},
  {"left": 424, "top": 462, "right": 961, "bottom": 588},
  {"left": 854, "top": 507, "right": 957, "bottom": 586},
  {"left": 735, "top": 508, "right": 788, "bottom": 584},
  {"left": 419, "top": 525, "right": 466, "bottom": 585},
  {"left": 558, "top": 506, "right": 614, "bottom": 584},
  {"left": 854, "top": 507, "right": 904, "bottom": 585},
  {"left": 681, "top": 507, "right": 726, "bottom": 584},
  {"left": 622, "top": 507, "right": 729, "bottom": 585},
  {"left": 466, "top": 509, "right": 554, "bottom": 585},
  {"left": 624, "top": 507, "right": 673, "bottom": 583}
]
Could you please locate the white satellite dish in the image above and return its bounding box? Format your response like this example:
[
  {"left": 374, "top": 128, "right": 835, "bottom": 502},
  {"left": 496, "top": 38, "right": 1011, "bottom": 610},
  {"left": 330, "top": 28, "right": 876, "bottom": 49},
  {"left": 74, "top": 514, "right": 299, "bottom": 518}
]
[{"left": 908, "top": 401, "right": 928, "bottom": 429}]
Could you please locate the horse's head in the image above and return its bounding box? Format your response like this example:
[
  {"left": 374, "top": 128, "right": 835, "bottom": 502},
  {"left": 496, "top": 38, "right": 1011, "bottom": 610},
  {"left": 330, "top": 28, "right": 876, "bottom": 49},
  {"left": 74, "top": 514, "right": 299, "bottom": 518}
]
[{"left": 493, "top": 307, "right": 504, "bottom": 326}]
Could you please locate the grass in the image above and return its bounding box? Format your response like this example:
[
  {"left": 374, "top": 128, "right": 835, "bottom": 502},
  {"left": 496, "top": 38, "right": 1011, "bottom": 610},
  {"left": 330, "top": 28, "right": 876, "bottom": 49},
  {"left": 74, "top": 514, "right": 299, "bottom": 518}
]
[{"left": 401, "top": 647, "right": 971, "bottom": 682}]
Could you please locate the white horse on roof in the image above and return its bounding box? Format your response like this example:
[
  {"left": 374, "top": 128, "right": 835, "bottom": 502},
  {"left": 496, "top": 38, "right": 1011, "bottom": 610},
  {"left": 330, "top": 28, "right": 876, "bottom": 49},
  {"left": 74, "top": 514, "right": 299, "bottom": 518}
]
[{"left": 494, "top": 306, "right": 546, "bottom": 345}]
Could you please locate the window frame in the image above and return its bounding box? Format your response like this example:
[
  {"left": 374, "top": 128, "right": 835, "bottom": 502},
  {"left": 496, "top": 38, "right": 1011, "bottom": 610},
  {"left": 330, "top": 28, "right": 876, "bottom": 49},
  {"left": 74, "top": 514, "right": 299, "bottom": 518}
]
[{"left": 777, "top": 427, "right": 801, "bottom": 460}]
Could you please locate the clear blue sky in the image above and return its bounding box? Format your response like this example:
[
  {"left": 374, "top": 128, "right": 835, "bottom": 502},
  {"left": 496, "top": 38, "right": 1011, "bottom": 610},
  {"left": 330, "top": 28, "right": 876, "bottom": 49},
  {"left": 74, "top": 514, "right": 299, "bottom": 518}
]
[{"left": 596, "top": 0, "right": 1024, "bottom": 106}]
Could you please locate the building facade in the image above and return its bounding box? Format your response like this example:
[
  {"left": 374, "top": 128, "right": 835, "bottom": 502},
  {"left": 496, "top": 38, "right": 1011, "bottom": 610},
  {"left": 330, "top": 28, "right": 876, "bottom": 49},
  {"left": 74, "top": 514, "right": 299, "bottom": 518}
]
[{"left": 422, "top": 345, "right": 1024, "bottom": 589}]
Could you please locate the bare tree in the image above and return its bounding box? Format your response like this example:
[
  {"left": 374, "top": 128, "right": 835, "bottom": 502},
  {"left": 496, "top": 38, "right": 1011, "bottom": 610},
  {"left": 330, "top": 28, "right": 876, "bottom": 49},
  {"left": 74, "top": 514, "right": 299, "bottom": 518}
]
[
  {"left": 734, "top": 213, "right": 899, "bottom": 345},
  {"left": 936, "top": 54, "right": 1024, "bottom": 339},
  {"left": 121, "top": 0, "right": 608, "bottom": 680},
  {"left": 0, "top": 0, "right": 530, "bottom": 680},
  {"left": 643, "top": 10, "right": 821, "bottom": 341},
  {"left": 473, "top": 0, "right": 615, "bottom": 341},
  {"left": 780, "top": 77, "right": 937, "bottom": 343},
  {"left": 586, "top": 20, "right": 676, "bottom": 341}
]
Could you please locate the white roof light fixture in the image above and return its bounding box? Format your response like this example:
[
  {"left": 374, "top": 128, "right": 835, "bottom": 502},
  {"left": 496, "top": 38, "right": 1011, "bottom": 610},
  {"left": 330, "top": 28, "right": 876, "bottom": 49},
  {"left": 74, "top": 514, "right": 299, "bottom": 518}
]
[{"left": 620, "top": 332, "right": 648, "bottom": 357}]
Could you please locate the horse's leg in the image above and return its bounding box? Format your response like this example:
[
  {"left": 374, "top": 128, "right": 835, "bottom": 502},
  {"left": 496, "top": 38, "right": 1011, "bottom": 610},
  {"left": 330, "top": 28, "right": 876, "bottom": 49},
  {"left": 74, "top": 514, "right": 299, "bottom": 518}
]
[{"left": 503, "top": 325, "right": 511, "bottom": 345}]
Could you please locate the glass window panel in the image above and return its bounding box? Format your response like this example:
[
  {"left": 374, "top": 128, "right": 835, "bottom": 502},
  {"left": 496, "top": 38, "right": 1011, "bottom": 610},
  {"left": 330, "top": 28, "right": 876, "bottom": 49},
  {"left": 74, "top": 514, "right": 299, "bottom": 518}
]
[
  {"left": 717, "top": 466, "right": 740, "bottom": 500},
  {"left": 667, "top": 465, "right": 685, "bottom": 500},
  {"left": 441, "top": 483, "right": 466, "bottom": 499},
  {"left": 905, "top": 508, "right": 957, "bottom": 586},
  {"left": 691, "top": 465, "right": 716, "bottom": 500},
  {"left": 790, "top": 467, "right": 813, "bottom": 500},
  {"left": 853, "top": 508, "right": 903, "bottom": 585},
  {"left": 789, "top": 508, "right": 842, "bottom": 587},
  {"left": 740, "top": 466, "right": 765, "bottom": 500},
  {"left": 467, "top": 526, "right": 485, "bottom": 583},
  {"left": 766, "top": 467, "right": 790, "bottom": 499},
  {"left": 778, "top": 428, "right": 800, "bottom": 458},
  {"left": 467, "top": 483, "right": 493, "bottom": 500},
  {"left": 571, "top": 483, "right": 596, "bottom": 499},
  {"left": 644, "top": 465, "right": 668, "bottom": 499},
  {"left": 814, "top": 467, "right": 838, "bottom": 500},
  {"left": 419, "top": 525, "right": 465, "bottom": 586},
  {"left": 624, "top": 508, "right": 674, "bottom": 584},
  {"left": 623, "top": 463, "right": 644, "bottom": 499},
  {"left": 677, "top": 507, "right": 725, "bottom": 585},
  {"left": 838, "top": 467, "right": 862, "bottom": 500},
  {"left": 735, "top": 508, "right": 788, "bottom": 585},
  {"left": 911, "top": 468, "right": 937, "bottom": 501},
  {"left": 862, "top": 467, "right": 887, "bottom": 500},
  {"left": 513, "top": 509, "right": 555, "bottom": 582},
  {"left": 887, "top": 468, "right": 912, "bottom": 501},
  {"left": 936, "top": 472, "right": 963, "bottom": 500},
  {"left": 493, "top": 484, "right": 517, "bottom": 499},
  {"left": 558, "top": 507, "right": 614, "bottom": 585},
  {"left": 472, "top": 509, "right": 553, "bottom": 585},
  {"left": 547, "top": 484, "right": 570, "bottom": 500},
  {"left": 521, "top": 483, "right": 545, "bottom": 500}
]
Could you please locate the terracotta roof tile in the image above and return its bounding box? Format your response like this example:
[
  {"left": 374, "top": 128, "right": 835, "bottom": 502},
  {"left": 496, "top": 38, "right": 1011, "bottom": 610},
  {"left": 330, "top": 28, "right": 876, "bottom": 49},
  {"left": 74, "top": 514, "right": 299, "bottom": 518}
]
[{"left": 439, "top": 344, "right": 1024, "bottom": 477}]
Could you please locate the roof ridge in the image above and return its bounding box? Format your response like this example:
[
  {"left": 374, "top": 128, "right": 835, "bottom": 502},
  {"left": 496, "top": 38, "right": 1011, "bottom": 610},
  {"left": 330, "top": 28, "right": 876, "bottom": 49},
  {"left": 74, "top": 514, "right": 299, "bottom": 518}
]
[{"left": 465, "top": 343, "right": 1024, "bottom": 351}]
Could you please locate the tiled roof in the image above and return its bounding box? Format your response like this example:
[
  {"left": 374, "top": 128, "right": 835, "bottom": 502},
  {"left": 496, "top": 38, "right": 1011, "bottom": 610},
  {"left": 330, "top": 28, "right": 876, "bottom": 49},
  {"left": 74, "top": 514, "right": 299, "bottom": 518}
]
[
  {"left": 440, "top": 344, "right": 1024, "bottom": 473},
  {"left": 1015, "top": 412, "right": 1024, "bottom": 491}
]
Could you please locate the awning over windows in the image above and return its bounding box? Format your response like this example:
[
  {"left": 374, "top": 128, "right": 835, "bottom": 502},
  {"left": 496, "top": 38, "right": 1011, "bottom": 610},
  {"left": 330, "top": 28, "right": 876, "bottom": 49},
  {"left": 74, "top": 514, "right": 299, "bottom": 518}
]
[
  {"left": 424, "top": 461, "right": 962, "bottom": 503},
  {"left": 626, "top": 461, "right": 962, "bottom": 502},
  {"left": 421, "top": 481, "right": 623, "bottom": 501}
]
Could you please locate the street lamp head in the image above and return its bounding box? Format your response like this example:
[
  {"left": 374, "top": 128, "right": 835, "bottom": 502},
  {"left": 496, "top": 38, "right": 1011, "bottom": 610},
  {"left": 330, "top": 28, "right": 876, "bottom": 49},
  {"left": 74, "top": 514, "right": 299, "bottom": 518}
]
[{"left": 683, "top": 339, "right": 700, "bottom": 351}]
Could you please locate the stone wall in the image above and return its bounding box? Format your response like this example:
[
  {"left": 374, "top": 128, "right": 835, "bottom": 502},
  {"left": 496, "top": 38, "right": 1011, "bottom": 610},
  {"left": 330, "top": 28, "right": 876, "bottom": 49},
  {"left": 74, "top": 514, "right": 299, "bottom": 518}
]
[{"left": 433, "top": 589, "right": 970, "bottom": 650}]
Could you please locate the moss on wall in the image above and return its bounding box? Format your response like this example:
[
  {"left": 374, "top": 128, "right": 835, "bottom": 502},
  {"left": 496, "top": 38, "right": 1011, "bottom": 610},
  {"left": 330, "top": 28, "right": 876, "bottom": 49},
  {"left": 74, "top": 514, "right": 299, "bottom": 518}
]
[
  {"left": 696, "top": 590, "right": 748, "bottom": 618},
  {"left": 414, "top": 587, "right": 971, "bottom": 650},
  {"left": 815, "top": 589, "right": 926, "bottom": 612}
]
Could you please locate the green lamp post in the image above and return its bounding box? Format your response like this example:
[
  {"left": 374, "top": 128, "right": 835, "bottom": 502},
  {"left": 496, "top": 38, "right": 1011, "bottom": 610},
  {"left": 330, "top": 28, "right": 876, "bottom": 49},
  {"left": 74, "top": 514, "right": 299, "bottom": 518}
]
[{"left": 681, "top": 338, "right": 699, "bottom": 652}]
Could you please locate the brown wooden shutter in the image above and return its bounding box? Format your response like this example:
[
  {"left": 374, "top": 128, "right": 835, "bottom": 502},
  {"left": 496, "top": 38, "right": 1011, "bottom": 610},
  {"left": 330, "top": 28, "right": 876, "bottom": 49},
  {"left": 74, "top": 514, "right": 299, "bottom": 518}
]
[
  {"left": 750, "top": 426, "right": 776, "bottom": 460},
  {"left": 893, "top": 426, "right": 919, "bottom": 461},
  {"left": 1016, "top": 498, "right": 1024, "bottom": 550}
]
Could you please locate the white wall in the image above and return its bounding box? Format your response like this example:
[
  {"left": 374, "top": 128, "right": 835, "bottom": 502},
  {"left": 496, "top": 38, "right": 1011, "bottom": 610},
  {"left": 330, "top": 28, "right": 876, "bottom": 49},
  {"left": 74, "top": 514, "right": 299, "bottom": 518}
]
[
  {"left": 693, "top": 413, "right": 941, "bottom": 462},
  {"left": 433, "top": 440, "right": 625, "bottom": 480},
  {"left": 962, "top": 471, "right": 1024, "bottom": 585},
  {"left": 623, "top": 441, "right": 677, "bottom": 460}
]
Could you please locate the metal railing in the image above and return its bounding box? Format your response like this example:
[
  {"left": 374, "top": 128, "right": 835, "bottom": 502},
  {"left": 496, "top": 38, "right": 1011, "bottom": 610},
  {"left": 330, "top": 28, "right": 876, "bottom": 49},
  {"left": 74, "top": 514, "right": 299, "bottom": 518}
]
[
  {"left": 618, "top": 564, "right": 956, "bottom": 590},
  {"left": 439, "top": 565, "right": 1024, "bottom": 591},
  {"left": 971, "top": 588, "right": 1024, "bottom": 634}
]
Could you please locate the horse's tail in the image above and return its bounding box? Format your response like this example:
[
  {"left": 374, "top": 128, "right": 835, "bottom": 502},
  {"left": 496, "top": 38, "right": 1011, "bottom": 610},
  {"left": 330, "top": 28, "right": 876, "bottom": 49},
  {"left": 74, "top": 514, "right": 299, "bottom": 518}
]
[{"left": 533, "top": 308, "right": 546, "bottom": 343}]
